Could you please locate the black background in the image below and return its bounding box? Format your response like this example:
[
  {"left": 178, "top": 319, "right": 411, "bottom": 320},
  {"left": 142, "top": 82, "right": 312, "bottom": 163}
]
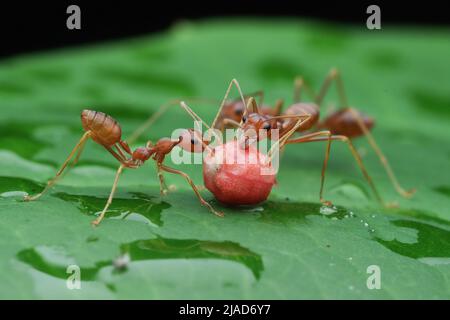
[{"left": 0, "top": 0, "right": 449, "bottom": 58}]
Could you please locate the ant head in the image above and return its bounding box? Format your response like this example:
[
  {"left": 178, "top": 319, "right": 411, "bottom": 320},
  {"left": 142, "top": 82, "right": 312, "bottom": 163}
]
[
  {"left": 222, "top": 100, "right": 246, "bottom": 123},
  {"left": 177, "top": 129, "right": 206, "bottom": 153},
  {"left": 240, "top": 113, "right": 279, "bottom": 143}
]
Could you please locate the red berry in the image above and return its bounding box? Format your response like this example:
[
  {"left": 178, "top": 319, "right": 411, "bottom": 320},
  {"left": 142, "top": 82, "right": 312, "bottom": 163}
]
[{"left": 203, "top": 141, "right": 276, "bottom": 205}]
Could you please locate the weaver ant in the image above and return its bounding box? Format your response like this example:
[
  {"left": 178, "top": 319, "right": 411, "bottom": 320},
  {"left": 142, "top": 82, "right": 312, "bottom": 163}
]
[{"left": 23, "top": 109, "right": 224, "bottom": 226}]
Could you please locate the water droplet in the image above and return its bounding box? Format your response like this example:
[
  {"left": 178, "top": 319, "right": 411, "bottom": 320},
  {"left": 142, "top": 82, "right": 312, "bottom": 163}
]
[
  {"left": 1, "top": 190, "right": 27, "bottom": 198},
  {"left": 418, "top": 257, "right": 450, "bottom": 266},
  {"left": 364, "top": 222, "right": 369, "bottom": 227},
  {"left": 113, "top": 253, "right": 131, "bottom": 271},
  {"left": 371, "top": 214, "right": 376, "bottom": 218},
  {"left": 17, "top": 237, "right": 264, "bottom": 282},
  {"left": 348, "top": 257, "right": 353, "bottom": 261},
  {"left": 320, "top": 205, "right": 337, "bottom": 215},
  {"left": 243, "top": 206, "right": 264, "bottom": 213},
  {"left": 54, "top": 192, "right": 169, "bottom": 226},
  {"left": 348, "top": 285, "right": 355, "bottom": 291}
]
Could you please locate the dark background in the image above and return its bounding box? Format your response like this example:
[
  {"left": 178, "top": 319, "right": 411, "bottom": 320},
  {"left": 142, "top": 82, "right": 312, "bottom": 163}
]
[{"left": 1, "top": 0, "right": 448, "bottom": 58}]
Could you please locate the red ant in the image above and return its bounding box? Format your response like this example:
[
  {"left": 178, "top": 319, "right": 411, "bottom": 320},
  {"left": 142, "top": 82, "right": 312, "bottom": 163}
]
[{"left": 23, "top": 109, "right": 224, "bottom": 226}]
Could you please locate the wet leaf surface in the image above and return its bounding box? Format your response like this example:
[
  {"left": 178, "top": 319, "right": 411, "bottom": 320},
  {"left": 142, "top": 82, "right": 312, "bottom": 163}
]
[{"left": 0, "top": 20, "right": 449, "bottom": 299}]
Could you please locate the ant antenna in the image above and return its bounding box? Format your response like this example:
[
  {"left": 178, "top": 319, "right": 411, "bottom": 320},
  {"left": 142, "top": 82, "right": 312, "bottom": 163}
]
[
  {"left": 210, "top": 79, "right": 247, "bottom": 131},
  {"left": 315, "top": 68, "right": 349, "bottom": 108},
  {"left": 261, "top": 114, "right": 308, "bottom": 123},
  {"left": 180, "top": 101, "right": 222, "bottom": 143},
  {"left": 180, "top": 101, "right": 211, "bottom": 129}
]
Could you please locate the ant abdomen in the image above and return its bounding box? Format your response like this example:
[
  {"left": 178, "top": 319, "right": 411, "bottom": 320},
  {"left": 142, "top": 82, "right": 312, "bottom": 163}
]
[
  {"left": 320, "top": 108, "right": 375, "bottom": 138},
  {"left": 81, "top": 110, "right": 122, "bottom": 146}
]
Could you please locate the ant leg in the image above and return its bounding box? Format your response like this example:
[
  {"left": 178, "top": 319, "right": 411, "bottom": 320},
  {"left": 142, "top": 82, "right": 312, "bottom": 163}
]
[
  {"left": 347, "top": 108, "right": 416, "bottom": 198},
  {"left": 293, "top": 77, "right": 315, "bottom": 103},
  {"left": 115, "top": 140, "right": 134, "bottom": 160},
  {"left": 273, "top": 99, "right": 284, "bottom": 115},
  {"left": 232, "top": 90, "right": 264, "bottom": 106},
  {"left": 315, "top": 69, "right": 415, "bottom": 198},
  {"left": 105, "top": 145, "right": 127, "bottom": 163},
  {"left": 248, "top": 90, "right": 265, "bottom": 106},
  {"left": 315, "top": 68, "right": 349, "bottom": 108},
  {"left": 246, "top": 97, "right": 259, "bottom": 114},
  {"left": 156, "top": 163, "right": 169, "bottom": 195},
  {"left": 91, "top": 164, "right": 125, "bottom": 226},
  {"left": 24, "top": 131, "right": 91, "bottom": 201},
  {"left": 286, "top": 132, "right": 386, "bottom": 206},
  {"left": 71, "top": 135, "right": 89, "bottom": 167},
  {"left": 115, "top": 145, "right": 127, "bottom": 160},
  {"left": 160, "top": 164, "right": 224, "bottom": 217},
  {"left": 285, "top": 131, "right": 333, "bottom": 205},
  {"left": 119, "top": 140, "right": 132, "bottom": 154}
]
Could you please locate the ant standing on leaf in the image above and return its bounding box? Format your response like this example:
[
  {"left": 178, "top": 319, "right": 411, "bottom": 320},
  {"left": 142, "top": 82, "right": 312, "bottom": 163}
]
[{"left": 23, "top": 109, "right": 224, "bottom": 226}]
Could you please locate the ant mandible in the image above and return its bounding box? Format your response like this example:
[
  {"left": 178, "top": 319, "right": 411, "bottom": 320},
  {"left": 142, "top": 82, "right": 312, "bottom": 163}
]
[{"left": 23, "top": 109, "right": 224, "bottom": 226}]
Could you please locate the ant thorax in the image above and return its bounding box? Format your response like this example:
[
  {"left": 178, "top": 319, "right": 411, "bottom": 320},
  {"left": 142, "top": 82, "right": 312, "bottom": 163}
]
[{"left": 203, "top": 140, "right": 276, "bottom": 206}]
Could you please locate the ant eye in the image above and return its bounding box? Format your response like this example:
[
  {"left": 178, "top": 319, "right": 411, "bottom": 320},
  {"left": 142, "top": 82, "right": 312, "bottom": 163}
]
[
  {"left": 235, "top": 108, "right": 243, "bottom": 115},
  {"left": 242, "top": 116, "right": 247, "bottom": 123},
  {"left": 191, "top": 138, "right": 198, "bottom": 145},
  {"left": 263, "top": 123, "right": 271, "bottom": 130}
]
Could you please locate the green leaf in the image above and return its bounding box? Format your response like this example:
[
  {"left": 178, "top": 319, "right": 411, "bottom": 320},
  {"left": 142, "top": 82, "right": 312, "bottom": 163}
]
[{"left": 0, "top": 19, "right": 449, "bottom": 299}]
